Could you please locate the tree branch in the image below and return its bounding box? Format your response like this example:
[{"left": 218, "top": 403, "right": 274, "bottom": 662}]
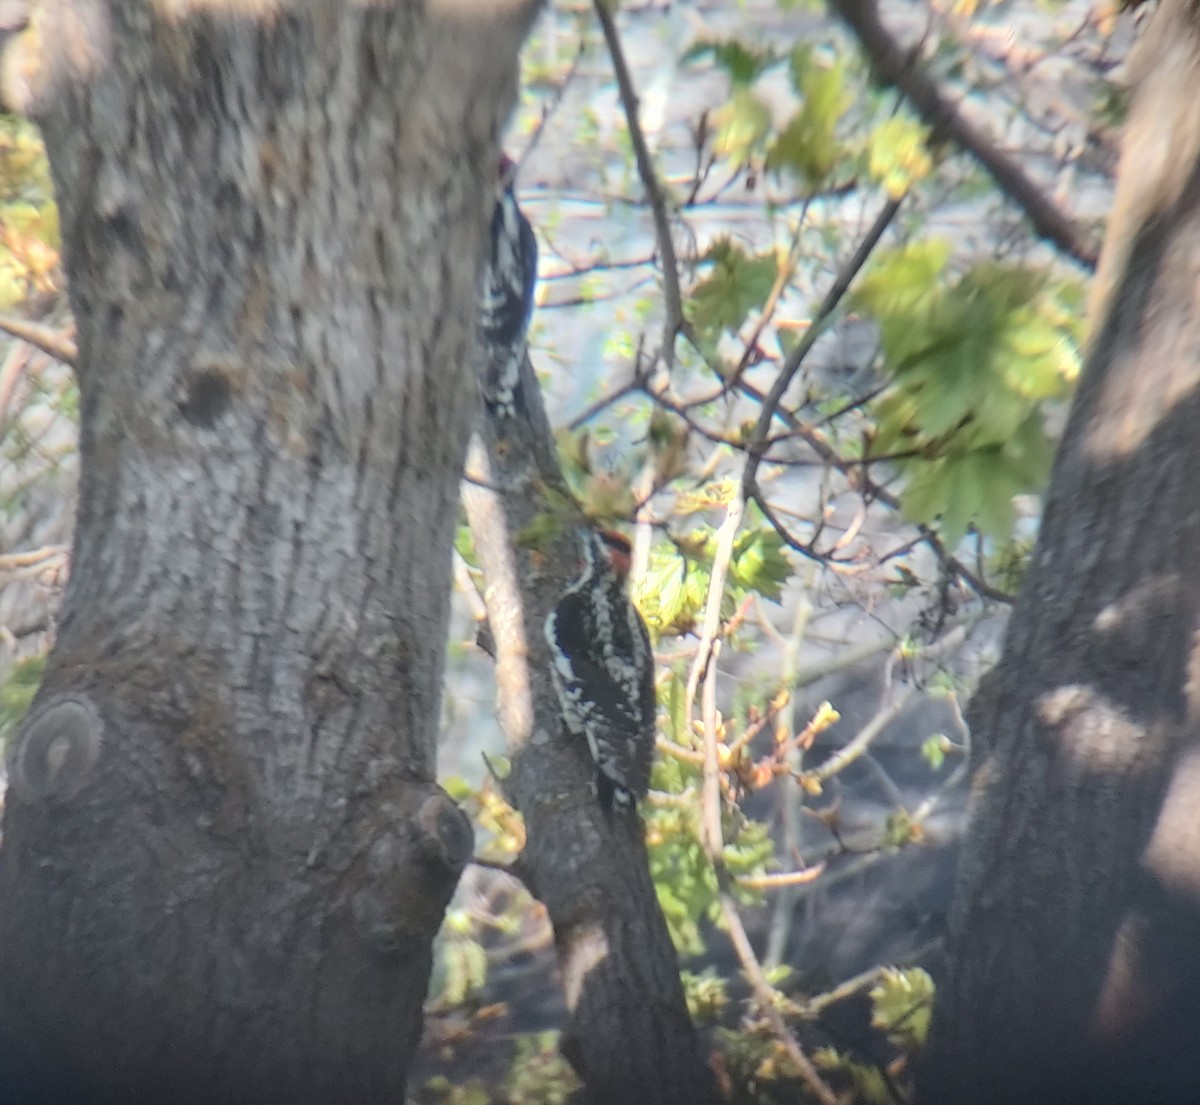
[
  {"left": 0, "top": 316, "right": 77, "bottom": 365},
  {"left": 462, "top": 349, "right": 721, "bottom": 1103},
  {"left": 828, "top": 0, "right": 1100, "bottom": 269},
  {"left": 594, "top": 0, "right": 685, "bottom": 369},
  {"left": 719, "top": 893, "right": 840, "bottom": 1105},
  {"left": 742, "top": 194, "right": 904, "bottom": 493}
]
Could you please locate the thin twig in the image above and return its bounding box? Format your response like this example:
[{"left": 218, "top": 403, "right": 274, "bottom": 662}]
[
  {"left": 0, "top": 316, "right": 77, "bottom": 365},
  {"left": 742, "top": 195, "right": 904, "bottom": 491},
  {"left": 683, "top": 489, "right": 746, "bottom": 858},
  {"left": 567, "top": 378, "right": 641, "bottom": 431},
  {"left": 727, "top": 211, "right": 811, "bottom": 393},
  {"left": 737, "top": 864, "right": 827, "bottom": 891},
  {"left": 0, "top": 341, "right": 31, "bottom": 428},
  {"left": 452, "top": 551, "right": 489, "bottom": 625},
  {"left": 719, "top": 894, "right": 841, "bottom": 1105},
  {"left": 514, "top": 36, "right": 587, "bottom": 173},
  {"left": 677, "top": 482, "right": 838, "bottom": 1103},
  {"left": 806, "top": 686, "right": 915, "bottom": 784},
  {"left": 0, "top": 544, "right": 69, "bottom": 573},
  {"left": 765, "top": 586, "right": 815, "bottom": 970},
  {"left": 798, "top": 938, "right": 942, "bottom": 1017},
  {"left": 701, "top": 638, "right": 724, "bottom": 859},
  {"left": 828, "top": 0, "right": 1099, "bottom": 268},
  {"left": 728, "top": 369, "right": 1011, "bottom": 603},
  {"left": 594, "top": 0, "right": 684, "bottom": 369}
]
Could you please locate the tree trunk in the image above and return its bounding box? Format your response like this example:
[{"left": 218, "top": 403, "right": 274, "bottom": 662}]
[
  {"left": 919, "top": 2, "right": 1200, "bottom": 1101},
  {"left": 0, "top": 3, "right": 536, "bottom": 1102},
  {"left": 462, "top": 354, "right": 723, "bottom": 1105}
]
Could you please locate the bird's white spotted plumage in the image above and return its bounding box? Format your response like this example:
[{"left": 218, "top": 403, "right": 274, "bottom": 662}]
[
  {"left": 544, "top": 528, "right": 657, "bottom": 812},
  {"left": 480, "top": 158, "right": 538, "bottom": 419}
]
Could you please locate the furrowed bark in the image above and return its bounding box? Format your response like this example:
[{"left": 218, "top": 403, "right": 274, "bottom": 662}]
[
  {"left": 919, "top": 1, "right": 1200, "bottom": 1101},
  {"left": 462, "top": 353, "right": 722, "bottom": 1105},
  {"left": 0, "top": 2, "right": 537, "bottom": 1102}
]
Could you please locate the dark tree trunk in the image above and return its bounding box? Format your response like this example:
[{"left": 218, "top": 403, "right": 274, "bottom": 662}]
[
  {"left": 0, "top": 3, "right": 536, "bottom": 1102},
  {"left": 462, "top": 355, "right": 723, "bottom": 1105},
  {"left": 919, "top": 2, "right": 1200, "bottom": 1102}
]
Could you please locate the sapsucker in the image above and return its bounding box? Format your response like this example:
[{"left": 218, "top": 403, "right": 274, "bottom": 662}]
[
  {"left": 480, "top": 153, "right": 538, "bottom": 418},
  {"left": 544, "top": 528, "right": 657, "bottom": 812}
]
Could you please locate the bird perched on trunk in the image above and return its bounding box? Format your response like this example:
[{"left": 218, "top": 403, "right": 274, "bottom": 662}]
[
  {"left": 544, "top": 528, "right": 657, "bottom": 812},
  {"left": 480, "top": 153, "right": 538, "bottom": 418}
]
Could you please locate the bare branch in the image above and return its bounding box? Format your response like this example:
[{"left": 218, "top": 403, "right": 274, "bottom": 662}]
[
  {"left": 594, "top": 0, "right": 684, "bottom": 369},
  {"left": 719, "top": 894, "right": 841, "bottom": 1105},
  {"left": 0, "top": 316, "right": 77, "bottom": 365},
  {"left": 681, "top": 488, "right": 746, "bottom": 858},
  {"left": 828, "top": 0, "right": 1100, "bottom": 269},
  {"left": 742, "top": 194, "right": 904, "bottom": 492},
  {"left": 807, "top": 685, "right": 916, "bottom": 783}
]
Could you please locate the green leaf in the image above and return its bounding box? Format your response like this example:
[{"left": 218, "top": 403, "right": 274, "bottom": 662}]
[
  {"left": 814, "top": 1048, "right": 894, "bottom": 1104},
  {"left": 858, "top": 246, "right": 1083, "bottom": 543},
  {"left": 729, "top": 527, "right": 792, "bottom": 601},
  {"left": 681, "top": 969, "right": 729, "bottom": 1024},
  {"left": 867, "top": 115, "right": 933, "bottom": 198},
  {"left": 767, "top": 53, "right": 850, "bottom": 188},
  {"left": 921, "top": 735, "right": 947, "bottom": 771},
  {"left": 683, "top": 39, "right": 777, "bottom": 87},
  {"left": 870, "top": 967, "right": 935, "bottom": 1050},
  {"left": 686, "top": 239, "right": 778, "bottom": 341},
  {"left": 638, "top": 548, "right": 698, "bottom": 637},
  {"left": 441, "top": 775, "right": 476, "bottom": 802},
  {"left": 710, "top": 88, "right": 773, "bottom": 165}
]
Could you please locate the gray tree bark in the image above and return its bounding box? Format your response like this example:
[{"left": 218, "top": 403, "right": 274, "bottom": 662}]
[
  {"left": 919, "top": 1, "right": 1200, "bottom": 1101},
  {"left": 0, "top": 3, "right": 537, "bottom": 1102},
  {"left": 462, "top": 356, "right": 723, "bottom": 1105}
]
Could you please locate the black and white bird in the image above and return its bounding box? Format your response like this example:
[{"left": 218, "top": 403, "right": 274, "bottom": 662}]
[
  {"left": 544, "top": 528, "right": 657, "bottom": 812},
  {"left": 480, "top": 153, "right": 539, "bottom": 418}
]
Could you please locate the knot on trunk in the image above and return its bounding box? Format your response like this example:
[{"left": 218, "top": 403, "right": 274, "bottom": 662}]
[
  {"left": 7, "top": 696, "right": 103, "bottom": 802},
  {"left": 349, "top": 786, "right": 474, "bottom": 948},
  {"left": 415, "top": 790, "right": 474, "bottom": 873}
]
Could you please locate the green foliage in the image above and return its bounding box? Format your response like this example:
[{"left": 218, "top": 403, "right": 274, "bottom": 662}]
[
  {"left": 854, "top": 241, "right": 1084, "bottom": 544},
  {"left": 712, "top": 89, "right": 774, "bottom": 167},
  {"left": 645, "top": 799, "right": 715, "bottom": 956},
  {"left": 645, "top": 671, "right": 778, "bottom": 952},
  {"left": 920, "top": 733, "right": 948, "bottom": 771},
  {"left": 765, "top": 48, "right": 851, "bottom": 188},
  {"left": 501, "top": 1032, "right": 580, "bottom": 1105},
  {"left": 420, "top": 1076, "right": 491, "bottom": 1105},
  {"left": 687, "top": 240, "right": 779, "bottom": 346},
  {"left": 715, "top": 1027, "right": 806, "bottom": 1104},
  {"left": 729, "top": 523, "right": 792, "bottom": 602},
  {"left": 0, "top": 654, "right": 45, "bottom": 743},
  {"left": 0, "top": 119, "right": 60, "bottom": 311},
  {"left": 434, "top": 910, "right": 490, "bottom": 1008},
  {"left": 681, "top": 968, "right": 730, "bottom": 1024},
  {"left": 870, "top": 967, "right": 935, "bottom": 1050},
  {"left": 637, "top": 508, "right": 792, "bottom": 637},
  {"left": 684, "top": 40, "right": 778, "bottom": 87},
  {"left": 813, "top": 1047, "right": 893, "bottom": 1104},
  {"left": 882, "top": 808, "right": 918, "bottom": 849},
  {"left": 420, "top": 1035, "right": 579, "bottom": 1105},
  {"left": 866, "top": 115, "right": 934, "bottom": 198},
  {"left": 989, "top": 534, "right": 1036, "bottom": 592}
]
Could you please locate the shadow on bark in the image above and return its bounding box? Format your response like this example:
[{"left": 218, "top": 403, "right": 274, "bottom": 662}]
[{"left": 919, "top": 2, "right": 1200, "bottom": 1100}]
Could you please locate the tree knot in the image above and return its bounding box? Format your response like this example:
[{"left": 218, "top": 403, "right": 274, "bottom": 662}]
[{"left": 7, "top": 696, "right": 103, "bottom": 802}]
